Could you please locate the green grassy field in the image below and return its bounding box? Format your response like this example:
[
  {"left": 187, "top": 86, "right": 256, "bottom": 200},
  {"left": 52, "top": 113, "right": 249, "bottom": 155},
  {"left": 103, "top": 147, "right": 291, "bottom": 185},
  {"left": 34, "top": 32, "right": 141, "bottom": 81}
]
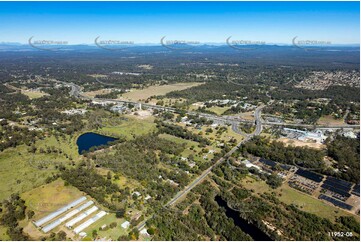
[
  {"left": 0, "top": 145, "right": 53, "bottom": 201},
  {"left": 98, "top": 116, "right": 157, "bottom": 139},
  {"left": 21, "top": 90, "right": 48, "bottom": 99},
  {"left": 0, "top": 134, "right": 79, "bottom": 201},
  {"left": 21, "top": 178, "right": 85, "bottom": 220},
  {"left": 0, "top": 226, "right": 10, "bottom": 240},
  {"left": 159, "top": 133, "right": 207, "bottom": 163},
  {"left": 240, "top": 176, "right": 359, "bottom": 222},
  {"left": 82, "top": 213, "right": 128, "bottom": 241},
  {"left": 206, "top": 106, "right": 230, "bottom": 115}
]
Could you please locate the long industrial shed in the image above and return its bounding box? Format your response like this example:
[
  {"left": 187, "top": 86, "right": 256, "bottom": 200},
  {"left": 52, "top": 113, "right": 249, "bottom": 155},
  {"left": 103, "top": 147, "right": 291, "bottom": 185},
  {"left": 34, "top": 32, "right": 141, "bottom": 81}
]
[
  {"left": 41, "top": 201, "right": 94, "bottom": 233},
  {"left": 34, "top": 196, "right": 87, "bottom": 227},
  {"left": 73, "top": 211, "right": 107, "bottom": 234},
  {"left": 65, "top": 206, "right": 99, "bottom": 229}
]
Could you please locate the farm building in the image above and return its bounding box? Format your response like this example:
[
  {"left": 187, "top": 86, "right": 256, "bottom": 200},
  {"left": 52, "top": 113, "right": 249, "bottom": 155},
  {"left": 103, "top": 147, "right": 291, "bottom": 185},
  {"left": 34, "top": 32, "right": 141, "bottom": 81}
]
[
  {"left": 73, "top": 211, "right": 107, "bottom": 234},
  {"left": 121, "top": 221, "right": 130, "bottom": 229},
  {"left": 41, "top": 201, "right": 94, "bottom": 233},
  {"left": 34, "top": 196, "right": 87, "bottom": 227},
  {"left": 65, "top": 206, "right": 99, "bottom": 229}
]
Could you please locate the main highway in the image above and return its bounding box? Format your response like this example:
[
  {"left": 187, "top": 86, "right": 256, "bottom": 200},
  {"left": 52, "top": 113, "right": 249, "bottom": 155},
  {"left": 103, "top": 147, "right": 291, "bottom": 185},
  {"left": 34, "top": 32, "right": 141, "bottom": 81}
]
[{"left": 65, "top": 81, "right": 359, "bottom": 130}]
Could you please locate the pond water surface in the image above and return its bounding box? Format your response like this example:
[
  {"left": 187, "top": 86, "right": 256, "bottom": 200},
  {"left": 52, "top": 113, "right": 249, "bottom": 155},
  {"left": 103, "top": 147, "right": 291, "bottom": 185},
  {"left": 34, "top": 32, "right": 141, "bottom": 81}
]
[{"left": 76, "top": 132, "right": 117, "bottom": 154}]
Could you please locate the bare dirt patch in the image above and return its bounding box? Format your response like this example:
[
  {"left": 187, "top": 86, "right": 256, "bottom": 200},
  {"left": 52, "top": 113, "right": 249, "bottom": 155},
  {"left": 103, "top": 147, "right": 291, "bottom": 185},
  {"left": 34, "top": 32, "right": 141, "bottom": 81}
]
[
  {"left": 317, "top": 115, "right": 345, "bottom": 126},
  {"left": 132, "top": 110, "right": 152, "bottom": 119},
  {"left": 278, "top": 137, "right": 325, "bottom": 149},
  {"left": 238, "top": 111, "right": 255, "bottom": 121}
]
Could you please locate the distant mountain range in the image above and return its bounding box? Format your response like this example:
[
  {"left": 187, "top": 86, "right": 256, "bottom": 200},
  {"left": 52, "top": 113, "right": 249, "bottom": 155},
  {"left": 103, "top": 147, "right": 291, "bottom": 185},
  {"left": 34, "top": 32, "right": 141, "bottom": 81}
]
[{"left": 0, "top": 42, "right": 359, "bottom": 52}]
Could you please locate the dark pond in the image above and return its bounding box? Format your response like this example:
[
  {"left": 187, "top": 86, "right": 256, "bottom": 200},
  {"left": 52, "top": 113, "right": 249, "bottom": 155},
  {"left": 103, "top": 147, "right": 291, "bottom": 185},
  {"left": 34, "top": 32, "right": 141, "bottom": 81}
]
[
  {"left": 76, "top": 132, "right": 117, "bottom": 154},
  {"left": 215, "top": 195, "right": 272, "bottom": 241}
]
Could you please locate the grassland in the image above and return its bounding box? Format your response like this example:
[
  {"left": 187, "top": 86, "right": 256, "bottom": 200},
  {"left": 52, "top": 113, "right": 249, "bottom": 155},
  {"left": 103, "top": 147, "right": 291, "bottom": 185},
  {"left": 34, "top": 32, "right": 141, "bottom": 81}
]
[
  {"left": 0, "top": 134, "right": 80, "bottom": 201},
  {"left": 82, "top": 89, "right": 112, "bottom": 98},
  {"left": 21, "top": 179, "right": 85, "bottom": 220},
  {"left": 240, "top": 176, "right": 359, "bottom": 222},
  {"left": 21, "top": 90, "right": 48, "bottom": 99},
  {"left": 95, "top": 167, "right": 142, "bottom": 191},
  {"left": 121, "top": 82, "right": 202, "bottom": 101},
  {"left": 206, "top": 106, "right": 230, "bottom": 115},
  {"left": 159, "top": 133, "right": 203, "bottom": 161},
  {"left": 0, "top": 226, "right": 10, "bottom": 240},
  {"left": 82, "top": 213, "right": 128, "bottom": 241},
  {"left": 97, "top": 115, "right": 157, "bottom": 139},
  {"left": 317, "top": 115, "right": 345, "bottom": 126},
  {"left": 277, "top": 137, "right": 325, "bottom": 149}
]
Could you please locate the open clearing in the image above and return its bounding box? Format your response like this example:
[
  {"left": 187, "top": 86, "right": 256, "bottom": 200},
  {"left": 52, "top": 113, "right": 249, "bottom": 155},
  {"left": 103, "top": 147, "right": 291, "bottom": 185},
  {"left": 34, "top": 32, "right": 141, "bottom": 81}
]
[
  {"left": 98, "top": 115, "right": 157, "bottom": 139},
  {"left": 21, "top": 179, "right": 84, "bottom": 221},
  {"left": 121, "top": 82, "right": 203, "bottom": 101},
  {"left": 82, "top": 213, "right": 128, "bottom": 241},
  {"left": 82, "top": 89, "right": 112, "bottom": 98},
  {"left": 21, "top": 90, "right": 48, "bottom": 99},
  {"left": 0, "top": 135, "right": 79, "bottom": 201},
  {"left": 277, "top": 137, "right": 325, "bottom": 149},
  {"left": 159, "top": 133, "right": 203, "bottom": 160},
  {"left": 240, "top": 176, "right": 359, "bottom": 222},
  {"left": 317, "top": 115, "right": 345, "bottom": 126},
  {"left": 206, "top": 106, "right": 230, "bottom": 115},
  {"left": 238, "top": 111, "right": 255, "bottom": 121}
]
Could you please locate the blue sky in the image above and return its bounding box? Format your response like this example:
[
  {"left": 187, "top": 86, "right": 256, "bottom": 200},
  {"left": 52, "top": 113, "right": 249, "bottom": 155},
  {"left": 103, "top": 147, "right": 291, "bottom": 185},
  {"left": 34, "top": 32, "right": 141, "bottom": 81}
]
[{"left": 0, "top": 1, "right": 359, "bottom": 44}]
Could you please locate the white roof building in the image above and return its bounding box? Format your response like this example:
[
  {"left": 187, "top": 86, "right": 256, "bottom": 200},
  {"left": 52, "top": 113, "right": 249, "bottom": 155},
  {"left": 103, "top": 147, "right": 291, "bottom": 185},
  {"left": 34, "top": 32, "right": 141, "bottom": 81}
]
[
  {"left": 241, "top": 160, "right": 261, "bottom": 170},
  {"left": 121, "top": 221, "right": 130, "bottom": 229},
  {"left": 66, "top": 206, "right": 98, "bottom": 229},
  {"left": 34, "top": 196, "right": 87, "bottom": 227},
  {"left": 73, "top": 211, "right": 107, "bottom": 234},
  {"left": 140, "top": 228, "right": 150, "bottom": 236},
  {"left": 42, "top": 201, "right": 94, "bottom": 233}
]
